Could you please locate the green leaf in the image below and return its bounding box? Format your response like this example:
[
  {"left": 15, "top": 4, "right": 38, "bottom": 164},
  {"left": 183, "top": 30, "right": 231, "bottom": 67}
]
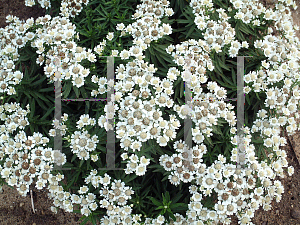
[
  {"left": 180, "top": 80, "right": 184, "bottom": 98},
  {"left": 71, "top": 154, "right": 77, "bottom": 163},
  {"left": 185, "top": 24, "right": 197, "bottom": 39},
  {"left": 31, "top": 75, "right": 46, "bottom": 86},
  {"left": 40, "top": 107, "right": 54, "bottom": 120},
  {"left": 79, "top": 160, "right": 84, "bottom": 168},
  {"left": 33, "top": 91, "right": 51, "bottom": 102},
  {"left": 149, "top": 197, "right": 162, "bottom": 206},
  {"left": 39, "top": 86, "right": 53, "bottom": 92},
  {"left": 35, "top": 97, "right": 49, "bottom": 111},
  {"left": 63, "top": 82, "right": 72, "bottom": 98},
  {"left": 245, "top": 94, "right": 251, "bottom": 105},
  {"left": 73, "top": 86, "right": 80, "bottom": 98},
  {"left": 30, "top": 98, "right": 35, "bottom": 119}
]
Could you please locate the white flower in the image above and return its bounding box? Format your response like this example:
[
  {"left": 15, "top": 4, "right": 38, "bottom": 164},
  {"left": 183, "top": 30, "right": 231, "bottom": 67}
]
[
  {"left": 51, "top": 206, "right": 58, "bottom": 214},
  {"left": 120, "top": 50, "right": 130, "bottom": 59},
  {"left": 111, "top": 49, "right": 119, "bottom": 57},
  {"left": 106, "top": 32, "right": 114, "bottom": 41},
  {"left": 169, "top": 173, "right": 180, "bottom": 186},
  {"left": 81, "top": 206, "right": 91, "bottom": 217},
  {"left": 101, "top": 174, "right": 111, "bottom": 186},
  {"left": 165, "top": 8, "right": 174, "bottom": 16},
  {"left": 140, "top": 156, "right": 150, "bottom": 166},
  {"left": 72, "top": 75, "right": 84, "bottom": 88},
  {"left": 129, "top": 154, "right": 139, "bottom": 163},
  {"left": 288, "top": 166, "right": 294, "bottom": 176},
  {"left": 242, "top": 41, "right": 249, "bottom": 48},
  {"left": 116, "top": 23, "right": 125, "bottom": 31},
  {"left": 91, "top": 154, "right": 98, "bottom": 162},
  {"left": 136, "top": 164, "right": 147, "bottom": 176},
  {"left": 78, "top": 185, "right": 89, "bottom": 194},
  {"left": 121, "top": 153, "right": 128, "bottom": 160},
  {"left": 156, "top": 215, "right": 165, "bottom": 224}
]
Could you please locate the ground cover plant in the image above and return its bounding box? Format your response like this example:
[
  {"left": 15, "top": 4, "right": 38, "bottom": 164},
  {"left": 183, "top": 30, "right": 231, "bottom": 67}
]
[{"left": 0, "top": 0, "right": 300, "bottom": 224}]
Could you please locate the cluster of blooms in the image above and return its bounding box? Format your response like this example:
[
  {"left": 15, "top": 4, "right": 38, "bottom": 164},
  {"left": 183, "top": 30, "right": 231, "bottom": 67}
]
[
  {"left": 95, "top": 0, "right": 180, "bottom": 178},
  {"left": 98, "top": 89, "right": 181, "bottom": 169},
  {"left": 69, "top": 130, "right": 99, "bottom": 160},
  {"left": 0, "top": 0, "right": 299, "bottom": 223},
  {"left": 98, "top": 175, "right": 140, "bottom": 224},
  {"left": 0, "top": 15, "right": 37, "bottom": 95},
  {"left": 51, "top": 114, "right": 98, "bottom": 160},
  {"left": 118, "top": 0, "right": 174, "bottom": 47},
  {"left": 93, "top": 32, "right": 119, "bottom": 57},
  {"left": 1, "top": 14, "right": 97, "bottom": 92},
  {"left": 160, "top": 142, "right": 207, "bottom": 185},
  {"left": 32, "top": 16, "right": 96, "bottom": 88},
  {"left": 49, "top": 113, "right": 69, "bottom": 137},
  {"left": 121, "top": 153, "right": 151, "bottom": 176},
  {"left": 231, "top": 0, "right": 297, "bottom": 27},
  {"left": 93, "top": 0, "right": 174, "bottom": 62},
  {"left": 91, "top": 75, "right": 108, "bottom": 96},
  {"left": 240, "top": 0, "right": 300, "bottom": 139},
  {"left": 25, "top": 0, "right": 51, "bottom": 9},
  {"left": 191, "top": 0, "right": 248, "bottom": 57},
  {"left": 0, "top": 102, "right": 67, "bottom": 196},
  {"left": 48, "top": 170, "right": 143, "bottom": 224},
  {"left": 157, "top": 128, "right": 292, "bottom": 224},
  {"left": 60, "top": 0, "right": 89, "bottom": 18},
  {"left": 90, "top": 0, "right": 174, "bottom": 65}
]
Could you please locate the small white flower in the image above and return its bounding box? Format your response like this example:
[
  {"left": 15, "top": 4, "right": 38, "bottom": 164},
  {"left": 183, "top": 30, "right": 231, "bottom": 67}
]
[
  {"left": 136, "top": 164, "right": 147, "bottom": 176},
  {"left": 288, "top": 166, "right": 294, "bottom": 176},
  {"left": 78, "top": 185, "right": 89, "bottom": 194},
  {"left": 106, "top": 32, "right": 114, "bottom": 41},
  {"left": 91, "top": 154, "right": 98, "bottom": 162}
]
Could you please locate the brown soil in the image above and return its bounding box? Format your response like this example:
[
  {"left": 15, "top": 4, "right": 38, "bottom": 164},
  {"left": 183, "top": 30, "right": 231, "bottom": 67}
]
[
  {"left": 0, "top": 0, "right": 300, "bottom": 225},
  {"left": 0, "top": 0, "right": 46, "bottom": 28},
  {"left": 0, "top": 185, "right": 83, "bottom": 225}
]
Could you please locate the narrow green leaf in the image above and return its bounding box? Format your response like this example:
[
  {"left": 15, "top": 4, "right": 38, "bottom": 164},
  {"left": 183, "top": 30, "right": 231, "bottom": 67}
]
[
  {"left": 39, "top": 86, "right": 53, "bottom": 92},
  {"left": 73, "top": 86, "right": 80, "bottom": 98},
  {"left": 180, "top": 80, "right": 184, "bottom": 98},
  {"left": 40, "top": 107, "right": 54, "bottom": 120},
  {"left": 185, "top": 24, "right": 196, "bottom": 38},
  {"left": 30, "top": 98, "right": 35, "bottom": 119},
  {"left": 149, "top": 197, "right": 162, "bottom": 206}
]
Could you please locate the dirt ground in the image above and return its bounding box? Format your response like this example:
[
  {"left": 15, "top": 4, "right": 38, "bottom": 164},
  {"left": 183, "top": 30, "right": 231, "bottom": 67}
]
[{"left": 0, "top": 0, "right": 300, "bottom": 225}]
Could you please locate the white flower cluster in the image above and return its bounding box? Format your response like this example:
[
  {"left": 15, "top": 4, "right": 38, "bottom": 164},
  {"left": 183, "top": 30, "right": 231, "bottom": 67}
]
[
  {"left": 1, "top": 14, "right": 97, "bottom": 91},
  {"left": 67, "top": 114, "right": 99, "bottom": 160},
  {"left": 0, "top": 102, "right": 66, "bottom": 196},
  {"left": 25, "top": 0, "right": 51, "bottom": 9},
  {"left": 0, "top": 16, "right": 38, "bottom": 95},
  {"left": 161, "top": 142, "right": 207, "bottom": 184},
  {"left": 48, "top": 113, "right": 69, "bottom": 137},
  {"left": 93, "top": 0, "right": 180, "bottom": 178},
  {"left": 191, "top": 0, "right": 242, "bottom": 57},
  {"left": 48, "top": 172, "right": 98, "bottom": 215},
  {"left": 60, "top": 0, "right": 89, "bottom": 18},
  {"left": 241, "top": 1, "right": 300, "bottom": 138},
  {"left": 121, "top": 154, "right": 151, "bottom": 176},
  {"left": 91, "top": 75, "right": 108, "bottom": 96},
  {"left": 1, "top": 0, "right": 299, "bottom": 223},
  {"left": 48, "top": 170, "right": 142, "bottom": 223},
  {"left": 182, "top": 129, "right": 289, "bottom": 224},
  {"left": 32, "top": 16, "right": 96, "bottom": 87},
  {"left": 118, "top": 0, "right": 174, "bottom": 48},
  {"left": 231, "top": 0, "right": 297, "bottom": 27}
]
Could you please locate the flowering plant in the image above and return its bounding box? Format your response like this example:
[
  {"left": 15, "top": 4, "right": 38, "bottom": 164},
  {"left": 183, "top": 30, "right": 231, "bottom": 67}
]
[{"left": 0, "top": 0, "right": 300, "bottom": 224}]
